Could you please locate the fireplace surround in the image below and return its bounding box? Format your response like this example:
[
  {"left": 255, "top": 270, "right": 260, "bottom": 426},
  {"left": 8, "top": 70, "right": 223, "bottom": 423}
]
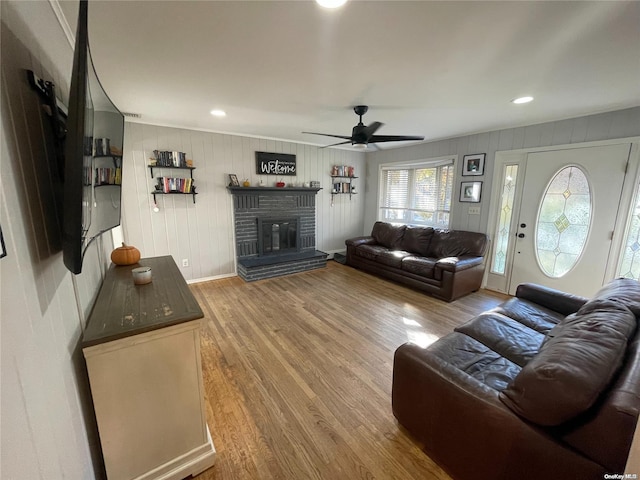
[{"left": 228, "top": 186, "right": 327, "bottom": 281}]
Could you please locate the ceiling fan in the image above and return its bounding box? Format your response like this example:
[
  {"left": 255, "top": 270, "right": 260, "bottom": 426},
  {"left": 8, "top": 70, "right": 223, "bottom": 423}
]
[{"left": 303, "top": 105, "right": 424, "bottom": 149}]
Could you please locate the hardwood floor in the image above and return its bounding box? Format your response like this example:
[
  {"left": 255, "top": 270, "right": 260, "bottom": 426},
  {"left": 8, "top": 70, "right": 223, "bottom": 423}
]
[{"left": 190, "top": 262, "right": 508, "bottom": 480}]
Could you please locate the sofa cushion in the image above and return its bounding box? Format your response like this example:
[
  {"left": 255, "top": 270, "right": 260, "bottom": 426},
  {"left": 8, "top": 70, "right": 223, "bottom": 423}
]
[
  {"left": 427, "top": 332, "right": 522, "bottom": 391},
  {"left": 578, "top": 277, "right": 640, "bottom": 318},
  {"left": 499, "top": 302, "right": 637, "bottom": 426},
  {"left": 355, "top": 244, "right": 388, "bottom": 261},
  {"left": 401, "top": 256, "right": 437, "bottom": 279},
  {"left": 455, "top": 313, "right": 545, "bottom": 367},
  {"left": 492, "top": 298, "right": 564, "bottom": 335},
  {"left": 427, "top": 229, "right": 488, "bottom": 258},
  {"left": 371, "top": 221, "right": 406, "bottom": 249},
  {"left": 400, "top": 226, "right": 434, "bottom": 256},
  {"left": 377, "top": 250, "right": 412, "bottom": 269}
]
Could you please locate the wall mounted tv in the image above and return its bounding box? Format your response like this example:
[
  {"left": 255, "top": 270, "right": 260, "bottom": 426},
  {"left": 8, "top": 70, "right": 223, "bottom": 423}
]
[{"left": 63, "top": 0, "right": 125, "bottom": 274}]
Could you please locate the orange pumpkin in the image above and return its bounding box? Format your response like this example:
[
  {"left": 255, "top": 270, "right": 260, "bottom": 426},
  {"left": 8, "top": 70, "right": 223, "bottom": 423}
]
[{"left": 111, "top": 243, "right": 141, "bottom": 266}]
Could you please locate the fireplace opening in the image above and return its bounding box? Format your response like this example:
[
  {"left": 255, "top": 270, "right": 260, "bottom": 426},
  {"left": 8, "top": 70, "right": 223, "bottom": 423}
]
[{"left": 258, "top": 217, "right": 300, "bottom": 255}]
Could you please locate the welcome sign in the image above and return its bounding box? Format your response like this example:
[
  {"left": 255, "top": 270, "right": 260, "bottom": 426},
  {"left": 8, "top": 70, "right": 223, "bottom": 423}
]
[{"left": 255, "top": 151, "right": 296, "bottom": 176}]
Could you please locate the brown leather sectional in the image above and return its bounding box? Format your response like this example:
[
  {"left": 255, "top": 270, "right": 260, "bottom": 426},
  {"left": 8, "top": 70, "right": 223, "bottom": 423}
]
[
  {"left": 392, "top": 278, "right": 640, "bottom": 480},
  {"left": 345, "top": 221, "right": 488, "bottom": 301}
]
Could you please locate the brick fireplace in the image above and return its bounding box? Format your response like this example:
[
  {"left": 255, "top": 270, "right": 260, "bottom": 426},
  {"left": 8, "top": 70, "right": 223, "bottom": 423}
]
[{"left": 228, "top": 186, "right": 327, "bottom": 281}]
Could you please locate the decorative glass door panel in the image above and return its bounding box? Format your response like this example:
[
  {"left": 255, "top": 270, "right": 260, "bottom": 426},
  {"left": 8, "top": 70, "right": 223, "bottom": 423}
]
[
  {"left": 535, "top": 166, "right": 592, "bottom": 278},
  {"left": 508, "top": 144, "right": 629, "bottom": 297}
]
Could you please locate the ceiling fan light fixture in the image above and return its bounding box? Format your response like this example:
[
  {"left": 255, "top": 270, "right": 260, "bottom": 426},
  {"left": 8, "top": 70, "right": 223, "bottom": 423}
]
[
  {"left": 512, "top": 96, "right": 534, "bottom": 104},
  {"left": 353, "top": 142, "right": 368, "bottom": 150},
  {"left": 316, "top": 0, "right": 347, "bottom": 8}
]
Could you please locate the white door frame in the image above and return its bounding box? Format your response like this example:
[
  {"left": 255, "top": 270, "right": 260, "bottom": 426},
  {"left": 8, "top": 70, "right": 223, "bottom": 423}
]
[{"left": 484, "top": 137, "right": 640, "bottom": 294}]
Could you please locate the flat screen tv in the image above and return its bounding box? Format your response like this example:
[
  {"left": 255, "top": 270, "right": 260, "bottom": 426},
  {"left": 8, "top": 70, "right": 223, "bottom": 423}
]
[{"left": 63, "top": 0, "right": 124, "bottom": 274}]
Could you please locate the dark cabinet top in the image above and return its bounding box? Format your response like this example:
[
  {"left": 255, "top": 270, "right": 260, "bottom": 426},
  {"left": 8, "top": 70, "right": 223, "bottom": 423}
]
[{"left": 82, "top": 255, "right": 204, "bottom": 348}]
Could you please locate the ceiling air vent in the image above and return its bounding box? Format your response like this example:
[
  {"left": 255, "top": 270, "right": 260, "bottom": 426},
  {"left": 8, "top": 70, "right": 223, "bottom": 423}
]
[{"left": 122, "top": 112, "right": 141, "bottom": 118}]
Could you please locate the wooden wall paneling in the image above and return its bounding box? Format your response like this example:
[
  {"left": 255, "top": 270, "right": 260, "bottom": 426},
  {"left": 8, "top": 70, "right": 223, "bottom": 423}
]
[
  {"left": 523, "top": 123, "right": 544, "bottom": 148},
  {"left": 610, "top": 108, "right": 640, "bottom": 139},
  {"left": 538, "top": 121, "right": 555, "bottom": 147},
  {"left": 214, "top": 133, "right": 233, "bottom": 276},
  {"left": 586, "top": 111, "right": 614, "bottom": 141},
  {"left": 1, "top": 5, "right": 107, "bottom": 478},
  {"left": 511, "top": 126, "right": 526, "bottom": 150},
  {"left": 364, "top": 108, "right": 640, "bottom": 236},
  {"left": 187, "top": 131, "right": 204, "bottom": 279},
  {"left": 497, "top": 128, "right": 515, "bottom": 151},
  {"left": 569, "top": 116, "right": 589, "bottom": 143},
  {"left": 551, "top": 118, "right": 575, "bottom": 146}
]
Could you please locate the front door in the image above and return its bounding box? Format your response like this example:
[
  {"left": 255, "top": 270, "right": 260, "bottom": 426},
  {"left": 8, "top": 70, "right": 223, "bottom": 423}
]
[{"left": 508, "top": 143, "right": 630, "bottom": 296}]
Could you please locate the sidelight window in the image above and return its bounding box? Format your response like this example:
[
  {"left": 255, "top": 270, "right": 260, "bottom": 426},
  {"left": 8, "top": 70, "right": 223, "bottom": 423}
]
[
  {"left": 491, "top": 164, "right": 519, "bottom": 275},
  {"left": 618, "top": 181, "right": 640, "bottom": 281}
]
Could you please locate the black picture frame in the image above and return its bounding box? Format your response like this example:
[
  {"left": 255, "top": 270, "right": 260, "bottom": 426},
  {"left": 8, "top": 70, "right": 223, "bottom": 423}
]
[
  {"left": 462, "top": 153, "right": 486, "bottom": 176},
  {"left": 0, "top": 225, "right": 6, "bottom": 258},
  {"left": 228, "top": 174, "right": 239, "bottom": 187},
  {"left": 460, "top": 181, "right": 482, "bottom": 203}
]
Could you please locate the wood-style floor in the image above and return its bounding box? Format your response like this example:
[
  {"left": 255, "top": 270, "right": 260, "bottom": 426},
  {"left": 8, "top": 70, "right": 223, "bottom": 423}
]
[{"left": 190, "top": 262, "right": 508, "bottom": 480}]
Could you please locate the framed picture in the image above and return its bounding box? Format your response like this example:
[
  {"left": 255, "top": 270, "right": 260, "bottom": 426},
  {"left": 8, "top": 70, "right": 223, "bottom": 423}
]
[
  {"left": 228, "top": 174, "right": 239, "bottom": 187},
  {"left": 462, "top": 153, "right": 485, "bottom": 176},
  {"left": 460, "top": 181, "right": 482, "bottom": 203},
  {"left": 0, "top": 225, "right": 5, "bottom": 258}
]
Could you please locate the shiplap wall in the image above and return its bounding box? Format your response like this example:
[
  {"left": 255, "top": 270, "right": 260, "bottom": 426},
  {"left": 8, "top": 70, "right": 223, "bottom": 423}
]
[
  {"left": 364, "top": 107, "right": 640, "bottom": 234},
  {"left": 1, "top": 2, "right": 112, "bottom": 478},
  {"left": 122, "top": 123, "right": 366, "bottom": 281}
]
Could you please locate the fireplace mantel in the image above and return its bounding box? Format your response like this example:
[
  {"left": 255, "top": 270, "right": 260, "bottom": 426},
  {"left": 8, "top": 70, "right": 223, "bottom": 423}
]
[{"left": 227, "top": 186, "right": 322, "bottom": 194}]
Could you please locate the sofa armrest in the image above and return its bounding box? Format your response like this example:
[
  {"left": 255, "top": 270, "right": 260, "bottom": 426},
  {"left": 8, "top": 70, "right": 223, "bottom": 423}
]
[
  {"left": 515, "top": 283, "right": 588, "bottom": 316},
  {"left": 345, "top": 236, "right": 376, "bottom": 248},
  {"left": 435, "top": 255, "right": 484, "bottom": 272}
]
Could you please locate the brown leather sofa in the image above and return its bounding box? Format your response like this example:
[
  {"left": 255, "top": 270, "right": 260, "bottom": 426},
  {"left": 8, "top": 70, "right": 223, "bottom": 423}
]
[
  {"left": 392, "top": 278, "right": 640, "bottom": 480},
  {"left": 345, "top": 221, "right": 488, "bottom": 301}
]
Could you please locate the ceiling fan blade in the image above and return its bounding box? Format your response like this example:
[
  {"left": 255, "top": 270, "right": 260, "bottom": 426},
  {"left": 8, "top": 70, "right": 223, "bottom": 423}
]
[
  {"left": 320, "top": 141, "right": 352, "bottom": 149},
  {"left": 303, "top": 131, "right": 352, "bottom": 141},
  {"left": 362, "top": 121, "right": 383, "bottom": 139},
  {"left": 368, "top": 135, "right": 425, "bottom": 143}
]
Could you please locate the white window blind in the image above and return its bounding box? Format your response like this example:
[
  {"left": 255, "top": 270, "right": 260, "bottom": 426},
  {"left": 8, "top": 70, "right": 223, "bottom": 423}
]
[{"left": 380, "top": 161, "right": 454, "bottom": 227}]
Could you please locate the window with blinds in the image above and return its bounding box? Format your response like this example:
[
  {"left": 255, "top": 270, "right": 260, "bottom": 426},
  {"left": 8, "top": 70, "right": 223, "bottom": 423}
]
[{"left": 380, "top": 161, "right": 454, "bottom": 227}]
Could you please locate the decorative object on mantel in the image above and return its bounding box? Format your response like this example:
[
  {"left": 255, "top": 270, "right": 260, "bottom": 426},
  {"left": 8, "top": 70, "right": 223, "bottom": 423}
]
[
  {"left": 110, "top": 243, "right": 141, "bottom": 266},
  {"left": 331, "top": 165, "right": 355, "bottom": 177},
  {"left": 310, "top": 181, "right": 321, "bottom": 188},
  {"left": 256, "top": 151, "right": 296, "bottom": 176},
  {"left": 462, "top": 153, "right": 486, "bottom": 176},
  {"left": 228, "top": 174, "right": 239, "bottom": 186},
  {"left": 243, "top": 179, "right": 251, "bottom": 187},
  {"left": 276, "top": 181, "right": 286, "bottom": 188}
]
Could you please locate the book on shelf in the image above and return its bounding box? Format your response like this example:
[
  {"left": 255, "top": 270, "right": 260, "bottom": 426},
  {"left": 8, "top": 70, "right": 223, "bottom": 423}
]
[
  {"left": 95, "top": 167, "right": 122, "bottom": 185},
  {"left": 156, "top": 177, "right": 194, "bottom": 194},
  {"left": 152, "top": 150, "right": 187, "bottom": 168}
]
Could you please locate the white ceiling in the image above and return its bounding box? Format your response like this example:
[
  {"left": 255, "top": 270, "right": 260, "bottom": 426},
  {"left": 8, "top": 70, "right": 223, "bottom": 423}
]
[{"left": 59, "top": 0, "right": 640, "bottom": 150}]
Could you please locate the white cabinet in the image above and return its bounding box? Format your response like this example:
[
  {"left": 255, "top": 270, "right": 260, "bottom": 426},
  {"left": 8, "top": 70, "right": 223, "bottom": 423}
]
[{"left": 82, "top": 256, "right": 215, "bottom": 479}]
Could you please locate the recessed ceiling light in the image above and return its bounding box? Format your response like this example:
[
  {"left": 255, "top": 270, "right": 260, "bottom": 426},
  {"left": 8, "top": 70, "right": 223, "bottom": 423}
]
[
  {"left": 316, "top": 0, "right": 347, "bottom": 8},
  {"left": 210, "top": 109, "right": 227, "bottom": 117},
  {"left": 512, "top": 96, "right": 534, "bottom": 104}
]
